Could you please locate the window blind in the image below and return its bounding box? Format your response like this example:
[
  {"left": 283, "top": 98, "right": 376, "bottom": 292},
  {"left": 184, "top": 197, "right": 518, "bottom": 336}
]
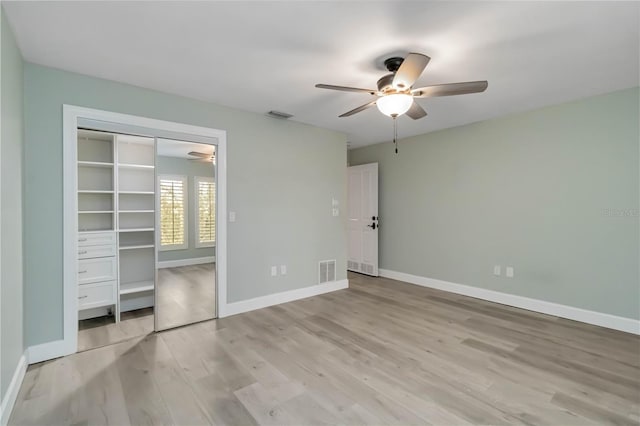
[
  {"left": 160, "top": 179, "right": 185, "bottom": 246},
  {"left": 198, "top": 180, "right": 215, "bottom": 244}
]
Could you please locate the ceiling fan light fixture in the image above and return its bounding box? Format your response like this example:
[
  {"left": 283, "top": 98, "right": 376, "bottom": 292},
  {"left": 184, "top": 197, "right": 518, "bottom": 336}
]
[{"left": 376, "top": 93, "right": 413, "bottom": 117}]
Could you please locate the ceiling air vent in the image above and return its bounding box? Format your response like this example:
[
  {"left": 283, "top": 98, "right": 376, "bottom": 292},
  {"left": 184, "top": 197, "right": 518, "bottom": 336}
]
[{"left": 267, "top": 110, "right": 294, "bottom": 119}]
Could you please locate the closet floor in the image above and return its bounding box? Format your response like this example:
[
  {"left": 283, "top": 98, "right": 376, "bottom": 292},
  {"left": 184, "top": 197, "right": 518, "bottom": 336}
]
[{"left": 78, "top": 308, "right": 154, "bottom": 352}]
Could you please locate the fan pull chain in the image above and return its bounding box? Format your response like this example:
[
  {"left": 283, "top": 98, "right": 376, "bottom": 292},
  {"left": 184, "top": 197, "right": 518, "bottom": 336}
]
[{"left": 393, "top": 116, "right": 398, "bottom": 154}]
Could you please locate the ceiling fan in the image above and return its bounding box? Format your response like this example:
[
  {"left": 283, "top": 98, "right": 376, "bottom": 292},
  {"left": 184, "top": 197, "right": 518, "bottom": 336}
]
[
  {"left": 188, "top": 151, "right": 215, "bottom": 163},
  {"left": 315, "top": 52, "right": 488, "bottom": 120}
]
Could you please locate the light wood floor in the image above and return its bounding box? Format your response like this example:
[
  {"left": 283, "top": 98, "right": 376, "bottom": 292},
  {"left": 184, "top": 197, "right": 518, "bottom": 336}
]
[
  {"left": 12, "top": 272, "right": 640, "bottom": 425},
  {"left": 157, "top": 263, "right": 216, "bottom": 330},
  {"left": 78, "top": 308, "right": 154, "bottom": 352}
]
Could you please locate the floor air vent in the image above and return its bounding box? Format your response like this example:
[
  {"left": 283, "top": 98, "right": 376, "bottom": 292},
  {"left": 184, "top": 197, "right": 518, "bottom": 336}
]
[
  {"left": 361, "top": 263, "right": 374, "bottom": 275},
  {"left": 319, "top": 260, "right": 336, "bottom": 284}
]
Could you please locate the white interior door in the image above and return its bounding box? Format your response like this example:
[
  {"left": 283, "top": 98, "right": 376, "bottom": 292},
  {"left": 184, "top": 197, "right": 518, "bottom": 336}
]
[{"left": 347, "top": 163, "right": 379, "bottom": 276}]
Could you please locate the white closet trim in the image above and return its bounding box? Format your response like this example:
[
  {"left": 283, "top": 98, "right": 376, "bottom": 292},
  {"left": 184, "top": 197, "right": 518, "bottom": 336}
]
[{"left": 53, "top": 105, "right": 228, "bottom": 362}]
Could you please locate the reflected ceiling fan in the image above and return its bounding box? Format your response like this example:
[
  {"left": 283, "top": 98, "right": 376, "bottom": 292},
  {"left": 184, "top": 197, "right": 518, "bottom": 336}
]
[
  {"left": 315, "top": 52, "right": 488, "bottom": 120},
  {"left": 188, "top": 151, "right": 215, "bottom": 163}
]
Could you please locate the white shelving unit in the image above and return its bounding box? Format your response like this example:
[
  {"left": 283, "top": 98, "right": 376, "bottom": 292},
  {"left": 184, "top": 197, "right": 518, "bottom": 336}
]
[
  {"left": 77, "top": 130, "right": 157, "bottom": 321},
  {"left": 77, "top": 130, "right": 117, "bottom": 319},
  {"left": 116, "top": 134, "right": 156, "bottom": 317}
]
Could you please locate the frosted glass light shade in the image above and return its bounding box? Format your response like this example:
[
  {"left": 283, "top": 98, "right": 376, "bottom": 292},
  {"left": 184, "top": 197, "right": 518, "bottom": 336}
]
[{"left": 376, "top": 94, "right": 413, "bottom": 117}]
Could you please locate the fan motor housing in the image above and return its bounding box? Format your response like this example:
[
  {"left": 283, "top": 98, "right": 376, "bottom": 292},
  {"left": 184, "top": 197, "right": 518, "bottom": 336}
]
[{"left": 384, "top": 57, "right": 404, "bottom": 72}]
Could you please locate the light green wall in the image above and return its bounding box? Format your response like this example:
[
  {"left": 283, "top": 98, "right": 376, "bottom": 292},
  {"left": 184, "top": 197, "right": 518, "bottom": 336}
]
[
  {"left": 157, "top": 156, "right": 215, "bottom": 262},
  {"left": 24, "top": 63, "right": 347, "bottom": 347},
  {"left": 350, "top": 87, "right": 639, "bottom": 320},
  {"left": 1, "top": 7, "right": 25, "bottom": 399}
]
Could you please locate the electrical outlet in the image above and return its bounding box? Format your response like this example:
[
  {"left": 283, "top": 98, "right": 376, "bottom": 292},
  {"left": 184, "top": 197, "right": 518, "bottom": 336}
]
[
  {"left": 506, "top": 266, "right": 514, "bottom": 278},
  {"left": 270, "top": 266, "right": 277, "bottom": 277},
  {"left": 493, "top": 265, "right": 501, "bottom": 276},
  {"left": 332, "top": 208, "right": 339, "bottom": 217},
  {"left": 229, "top": 211, "right": 236, "bottom": 222},
  {"left": 280, "top": 265, "right": 287, "bottom": 275}
]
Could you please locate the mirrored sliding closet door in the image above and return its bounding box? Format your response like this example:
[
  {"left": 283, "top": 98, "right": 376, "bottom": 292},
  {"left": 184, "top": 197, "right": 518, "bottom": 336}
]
[{"left": 155, "top": 138, "right": 217, "bottom": 331}]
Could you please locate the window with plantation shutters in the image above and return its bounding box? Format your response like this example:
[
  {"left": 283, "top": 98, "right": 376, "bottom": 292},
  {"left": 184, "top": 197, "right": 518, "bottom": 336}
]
[
  {"left": 195, "top": 177, "right": 215, "bottom": 248},
  {"left": 159, "top": 175, "right": 188, "bottom": 250}
]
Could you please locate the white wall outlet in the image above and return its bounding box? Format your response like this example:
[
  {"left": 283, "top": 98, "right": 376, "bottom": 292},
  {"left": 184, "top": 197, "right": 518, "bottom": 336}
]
[
  {"left": 332, "top": 198, "right": 339, "bottom": 207},
  {"left": 493, "top": 265, "right": 501, "bottom": 276},
  {"left": 280, "top": 264, "right": 287, "bottom": 275},
  {"left": 229, "top": 211, "right": 236, "bottom": 222},
  {"left": 332, "top": 208, "right": 339, "bottom": 217},
  {"left": 270, "top": 266, "right": 277, "bottom": 277},
  {"left": 506, "top": 266, "right": 514, "bottom": 278}
]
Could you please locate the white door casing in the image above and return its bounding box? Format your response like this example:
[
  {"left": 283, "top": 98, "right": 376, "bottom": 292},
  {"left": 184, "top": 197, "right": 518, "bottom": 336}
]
[
  {"left": 347, "top": 163, "right": 379, "bottom": 276},
  {"left": 59, "top": 105, "right": 227, "bottom": 363}
]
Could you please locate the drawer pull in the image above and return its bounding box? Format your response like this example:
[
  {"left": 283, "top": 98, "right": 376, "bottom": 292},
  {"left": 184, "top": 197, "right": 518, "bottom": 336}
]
[
  {"left": 78, "top": 295, "right": 88, "bottom": 299},
  {"left": 79, "top": 270, "right": 87, "bottom": 274},
  {"left": 78, "top": 250, "right": 87, "bottom": 255},
  {"left": 79, "top": 238, "right": 87, "bottom": 242}
]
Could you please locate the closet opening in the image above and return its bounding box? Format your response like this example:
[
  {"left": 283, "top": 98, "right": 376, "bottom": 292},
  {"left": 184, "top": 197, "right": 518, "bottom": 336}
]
[
  {"left": 75, "top": 131, "right": 218, "bottom": 351},
  {"left": 58, "top": 105, "right": 227, "bottom": 362}
]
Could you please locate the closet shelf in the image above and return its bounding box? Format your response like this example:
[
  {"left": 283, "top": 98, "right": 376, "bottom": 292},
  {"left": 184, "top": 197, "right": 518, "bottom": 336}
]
[
  {"left": 78, "top": 210, "right": 114, "bottom": 214},
  {"left": 119, "top": 210, "right": 154, "bottom": 213},
  {"left": 78, "top": 190, "right": 114, "bottom": 194},
  {"left": 119, "top": 244, "right": 154, "bottom": 250},
  {"left": 78, "top": 161, "right": 114, "bottom": 168},
  {"left": 119, "top": 228, "right": 154, "bottom": 233},
  {"left": 118, "top": 163, "right": 155, "bottom": 170},
  {"left": 120, "top": 280, "right": 154, "bottom": 295},
  {"left": 119, "top": 191, "right": 155, "bottom": 195}
]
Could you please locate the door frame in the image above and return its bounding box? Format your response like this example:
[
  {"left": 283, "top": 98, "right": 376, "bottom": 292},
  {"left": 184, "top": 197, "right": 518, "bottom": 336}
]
[{"left": 62, "top": 105, "right": 228, "bottom": 357}]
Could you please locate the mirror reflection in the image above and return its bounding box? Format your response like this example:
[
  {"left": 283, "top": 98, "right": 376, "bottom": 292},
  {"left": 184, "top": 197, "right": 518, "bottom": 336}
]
[{"left": 156, "top": 139, "right": 216, "bottom": 330}]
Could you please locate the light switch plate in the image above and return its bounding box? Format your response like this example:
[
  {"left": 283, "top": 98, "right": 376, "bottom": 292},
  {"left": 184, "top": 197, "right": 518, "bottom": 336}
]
[
  {"left": 280, "top": 265, "right": 287, "bottom": 275},
  {"left": 229, "top": 211, "right": 236, "bottom": 222},
  {"left": 506, "top": 266, "right": 514, "bottom": 278},
  {"left": 270, "top": 266, "right": 277, "bottom": 277},
  {"left": 493, "top": 265, "right": 501, "bottom": 276}
]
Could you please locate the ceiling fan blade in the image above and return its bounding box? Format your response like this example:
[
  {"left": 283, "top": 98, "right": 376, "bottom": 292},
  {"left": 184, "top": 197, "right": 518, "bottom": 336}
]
[
  {"left": 188, "top": 151, "right": 212, "bottom": 158},
  {"left": 412, "top": 81, "right": 488, "bottom": 98},
  {"left": 392, "top": 53, "right": 430, "bottom": 90},
  {"left": 339, "top": 99, "right": 378, "bottom": 117},
  {"left": 406, "top": 101, "right": 427, "bottom": 120},
  {"left": 315, "top": 84, "right": 377, "bottom": 95}
]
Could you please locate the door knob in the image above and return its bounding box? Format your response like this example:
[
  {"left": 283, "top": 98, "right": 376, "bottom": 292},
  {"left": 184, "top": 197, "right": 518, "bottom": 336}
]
[{"left": 367, "top": 223, "right": 377, "bottom": 230}]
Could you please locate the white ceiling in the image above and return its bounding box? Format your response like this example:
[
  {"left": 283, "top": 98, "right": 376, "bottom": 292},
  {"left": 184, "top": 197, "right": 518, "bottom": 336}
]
[
  {"left": 4, "top": 1, "right": 639, "bottom": 148},
  {"left": 157, "top": 138, "right": 215, "bottom": 160}
]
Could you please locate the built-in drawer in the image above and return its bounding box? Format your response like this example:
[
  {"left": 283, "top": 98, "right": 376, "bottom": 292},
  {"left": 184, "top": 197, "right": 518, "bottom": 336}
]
[
  {"left": 78, "top": 280, "right": 116, "bottom": 310},
  {"left": 78, "top": 244, "right": 116, "bottom": 259},
  {"left": 78, "top": 257, "right": 117, "bottom": 285},
  {"left": 78, "top": 232, "right": 116, "bottom": 248}
]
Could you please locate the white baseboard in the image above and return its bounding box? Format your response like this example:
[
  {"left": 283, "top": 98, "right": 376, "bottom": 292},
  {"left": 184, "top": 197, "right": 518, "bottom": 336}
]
[
  {"left": 379, "top": 269, "right": 640, "bottom": 335},
  {"left": 220, "top": 279, "right": 349, "bottom": 318},
  {"left": 158, "top": 256, "right": 215, "bottom": 269},
  {"left": 0, "top": 352, "right": 27, "bottom": 426},
  {"left": 27, "top": 339, "right": 71, "bottom": 365}
]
